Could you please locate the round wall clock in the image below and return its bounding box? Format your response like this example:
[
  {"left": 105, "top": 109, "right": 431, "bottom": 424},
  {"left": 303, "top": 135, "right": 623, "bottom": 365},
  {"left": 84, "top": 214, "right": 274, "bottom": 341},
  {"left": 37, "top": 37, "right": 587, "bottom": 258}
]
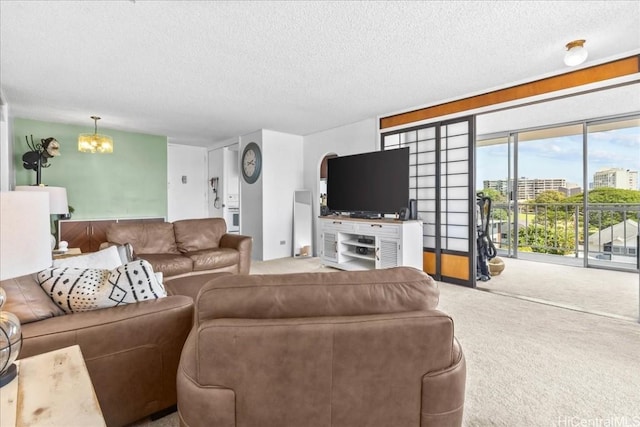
[{"left": 241, "top": 142, "right": 262, "bottom": 184}]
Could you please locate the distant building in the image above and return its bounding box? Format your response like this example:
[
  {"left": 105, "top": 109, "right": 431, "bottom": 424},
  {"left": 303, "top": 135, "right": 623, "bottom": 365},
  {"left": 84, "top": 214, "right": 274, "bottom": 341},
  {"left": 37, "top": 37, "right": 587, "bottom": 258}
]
[
  {"left": 559, "top": 183, "right": 582, "bottom": 197},
  {"left": 482, "top": 180, "right": 509, "bottom": 197},
  {"left": 592, "top": 168, "right": 638, "bottom": 190},
  {"left": 515, "top": 178, "right": 566, "bottom": 201},
  {"left": 483, "top": 178, "right": 569, "bottom": 201}
]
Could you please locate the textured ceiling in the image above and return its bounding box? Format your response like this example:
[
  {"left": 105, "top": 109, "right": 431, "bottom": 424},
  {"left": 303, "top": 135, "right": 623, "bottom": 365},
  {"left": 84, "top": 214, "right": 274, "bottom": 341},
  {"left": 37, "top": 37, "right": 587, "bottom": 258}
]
[{"left": 1, "top": 1, "right": 639, "bottom": 146}]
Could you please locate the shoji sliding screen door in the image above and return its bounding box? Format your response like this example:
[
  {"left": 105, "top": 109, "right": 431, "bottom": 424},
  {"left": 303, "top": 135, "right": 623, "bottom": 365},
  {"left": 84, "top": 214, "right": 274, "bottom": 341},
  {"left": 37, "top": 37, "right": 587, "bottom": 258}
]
[{"left": 382, "top": 116, "right": 476, "bottom": 287}]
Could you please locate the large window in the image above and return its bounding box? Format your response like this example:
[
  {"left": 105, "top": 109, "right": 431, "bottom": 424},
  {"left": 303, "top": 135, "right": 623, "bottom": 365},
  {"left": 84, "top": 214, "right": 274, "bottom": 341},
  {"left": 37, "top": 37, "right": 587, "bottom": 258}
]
[{"left": 477, "top": 116, "right": 639, "bottom": 272}]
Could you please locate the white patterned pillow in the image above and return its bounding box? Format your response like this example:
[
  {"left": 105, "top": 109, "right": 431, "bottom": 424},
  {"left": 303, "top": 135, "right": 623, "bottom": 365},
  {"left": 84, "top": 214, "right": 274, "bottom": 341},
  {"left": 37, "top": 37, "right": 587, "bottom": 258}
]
[
  {"left": 38, "top": 259, "right": 166, "bottom": 314},
  {"left": 52, "top": 245, "right": 123, "bottom": 269}
]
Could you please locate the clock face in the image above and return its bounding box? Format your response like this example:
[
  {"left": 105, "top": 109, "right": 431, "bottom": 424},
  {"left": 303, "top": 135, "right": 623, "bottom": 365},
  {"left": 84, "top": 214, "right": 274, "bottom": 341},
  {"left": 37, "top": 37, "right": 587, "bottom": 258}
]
[{"left": 241, "top": 142, "right": 262, "bottom": 184}]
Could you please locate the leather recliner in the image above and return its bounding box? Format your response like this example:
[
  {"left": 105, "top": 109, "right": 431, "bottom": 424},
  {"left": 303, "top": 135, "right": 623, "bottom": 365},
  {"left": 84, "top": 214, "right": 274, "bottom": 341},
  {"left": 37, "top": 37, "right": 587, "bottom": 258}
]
[{"left": 177, "top": 267, "right": 466, "bottom": 427}]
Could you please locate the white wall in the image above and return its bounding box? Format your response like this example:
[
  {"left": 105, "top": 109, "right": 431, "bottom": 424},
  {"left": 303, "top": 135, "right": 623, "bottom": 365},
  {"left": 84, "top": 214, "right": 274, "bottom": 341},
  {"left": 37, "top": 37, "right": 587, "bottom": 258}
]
[
  {"left": 302, "top": 118, "right": 378, "bottom": 256},
  {"left": 0, "top": 98, "right": 13, "bottom": 191},
  {"left": 167, "top": 143, "right": 207, "bottom": 221},
  {"left": 239, "top": 129, "right": 304, "bottom": 261},
  {"left": 240, "top": 130, "right": 264, "bottom": 260},
  {"left": 262, "top": 129, "right": 304, "bottom": 260}
]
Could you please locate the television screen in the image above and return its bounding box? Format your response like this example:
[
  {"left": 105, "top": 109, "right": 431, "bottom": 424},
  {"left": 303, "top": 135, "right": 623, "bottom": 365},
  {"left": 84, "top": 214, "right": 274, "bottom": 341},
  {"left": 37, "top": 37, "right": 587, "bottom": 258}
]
[{"left": 327, "top": 148, "right": 409, "bottom": 215}]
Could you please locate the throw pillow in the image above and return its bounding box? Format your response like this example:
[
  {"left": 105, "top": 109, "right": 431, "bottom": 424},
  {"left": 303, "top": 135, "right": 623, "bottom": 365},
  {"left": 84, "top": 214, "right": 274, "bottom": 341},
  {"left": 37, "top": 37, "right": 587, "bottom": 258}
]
[
  {"left": 114, "top": 243, "right": 135, "bottom": 264},
  {"left": 52, "top": 245, "right": 123, "bottom": 270},
  {"left": 38, "top": 259, "right": 166, "bottom": 314}
]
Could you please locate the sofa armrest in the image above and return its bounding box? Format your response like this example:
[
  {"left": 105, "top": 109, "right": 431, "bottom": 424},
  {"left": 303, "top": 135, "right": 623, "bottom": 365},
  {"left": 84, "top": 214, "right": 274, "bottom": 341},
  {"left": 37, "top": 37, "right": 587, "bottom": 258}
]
[
  {"left": 219, "top": 233, "right": 252, "bottom": 274},
  {"left": 20, "top": 296, "right": 194, "bottom": 427},
  {"left": 98, "top": 241, "right": 113, "bottom": 250},
  {"left": 421, "top": 339, "right": 466, "bottom": 426}
]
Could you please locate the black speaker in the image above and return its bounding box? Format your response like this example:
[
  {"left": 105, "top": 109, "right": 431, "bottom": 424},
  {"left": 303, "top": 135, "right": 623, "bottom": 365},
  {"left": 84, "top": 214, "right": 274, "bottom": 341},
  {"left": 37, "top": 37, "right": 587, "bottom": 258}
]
[
  {"left": 399, "top": 207, "right": 410, "bottom": 221},
  {"left": 320, "top": 206, "right": 330, "bottom": 216},
  {"left": 356, "top": 246, "right": 369, "bottom": 255},
  {"left": 409, "top": 199, "right": 417, "bottom": 220}
]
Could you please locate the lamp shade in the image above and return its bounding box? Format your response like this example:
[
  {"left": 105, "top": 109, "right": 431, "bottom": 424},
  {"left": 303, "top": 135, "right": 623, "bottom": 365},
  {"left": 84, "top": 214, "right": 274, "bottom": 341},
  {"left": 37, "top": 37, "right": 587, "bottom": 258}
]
[
  {"left": 78, "top": 133, "right": 114, "bottom": 154},
  {"left": 15, "top": 185, "right": 69, "bottom": 215},
  {"left": 78, "top": 116, "right": 114, "bottom": 154},
  {"left": 0, "top": 191, "right": 52, "bottom": 280}
]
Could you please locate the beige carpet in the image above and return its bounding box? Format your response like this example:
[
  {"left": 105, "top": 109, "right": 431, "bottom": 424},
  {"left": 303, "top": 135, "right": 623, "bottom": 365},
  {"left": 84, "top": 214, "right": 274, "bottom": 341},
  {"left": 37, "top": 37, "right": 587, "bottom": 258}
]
[
  {"left": 478, "top": 257, "right": 639, "bottom": 321},
  {"left": 136, "top": 257, "right": 640, "bottom": 427}
]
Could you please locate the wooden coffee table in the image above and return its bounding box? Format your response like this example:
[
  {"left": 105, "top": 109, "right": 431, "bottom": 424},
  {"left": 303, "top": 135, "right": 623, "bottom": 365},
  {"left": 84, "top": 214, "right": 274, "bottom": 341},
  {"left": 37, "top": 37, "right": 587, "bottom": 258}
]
[{"left": 0, "top": 345, "right": 105, "bottom": 426}]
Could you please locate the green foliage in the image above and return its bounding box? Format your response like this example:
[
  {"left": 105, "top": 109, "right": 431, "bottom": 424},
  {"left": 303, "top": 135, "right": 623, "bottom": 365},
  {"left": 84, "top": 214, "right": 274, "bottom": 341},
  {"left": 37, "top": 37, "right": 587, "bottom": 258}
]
[
  {"left": 518, "top": 224, "right": 576, "bottom": 255},
  {"left": 527, "top": 191, "right": 572, "bottom": 225},
  {"left": 566, "top": 187, "right": 640, "bottom": 228},
  {"left": 566, "top": 187, "right": 640, "bottom": 204},
  {"left": 499, "top": 187, "right": 639, "bottom": 256},
  {"left": 491, "top": 208, "right": 509, "bottom": 221},
  {"left": 533, "top": 190, "right": 566, "bottom": 204},
  {"left": 478, "top": 188, "right": 507, "bottom": 203}
]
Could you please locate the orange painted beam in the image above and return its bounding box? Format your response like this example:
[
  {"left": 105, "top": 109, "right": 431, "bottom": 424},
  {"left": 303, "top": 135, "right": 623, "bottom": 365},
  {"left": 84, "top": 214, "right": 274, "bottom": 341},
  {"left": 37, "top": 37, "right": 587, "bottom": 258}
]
[{"left": 380, "top": 56, "right": 640, "bottom": 129}]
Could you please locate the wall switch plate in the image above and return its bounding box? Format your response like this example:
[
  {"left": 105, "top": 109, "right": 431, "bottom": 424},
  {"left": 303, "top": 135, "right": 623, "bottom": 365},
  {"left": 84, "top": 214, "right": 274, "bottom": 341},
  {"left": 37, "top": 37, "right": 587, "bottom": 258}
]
[{"left": 280, "top": 240, "right": 286, "bottom": 245}]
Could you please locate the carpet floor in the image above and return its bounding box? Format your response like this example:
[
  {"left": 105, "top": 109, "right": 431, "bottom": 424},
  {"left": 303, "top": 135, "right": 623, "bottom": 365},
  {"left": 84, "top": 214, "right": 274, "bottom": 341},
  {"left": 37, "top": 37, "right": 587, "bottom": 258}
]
[{"left": 135, "top": 257, "right": 640, "bottom": 427}]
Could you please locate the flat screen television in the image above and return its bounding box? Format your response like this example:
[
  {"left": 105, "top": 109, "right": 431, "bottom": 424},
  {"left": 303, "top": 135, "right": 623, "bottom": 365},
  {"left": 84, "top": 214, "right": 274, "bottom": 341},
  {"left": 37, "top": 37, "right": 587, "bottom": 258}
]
[{"left": 326, "top": 148, "right": 409, "bottom": 216}]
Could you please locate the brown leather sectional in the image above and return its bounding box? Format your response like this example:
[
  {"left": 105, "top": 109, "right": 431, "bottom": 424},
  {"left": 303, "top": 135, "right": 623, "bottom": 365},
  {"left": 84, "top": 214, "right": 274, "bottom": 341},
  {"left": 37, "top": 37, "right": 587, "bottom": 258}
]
[
  {"left": 2, "top": 272, "right": 221, "bottom": 427},
  {"left": 105, "top": 218, "right": 252, "bottom": 280},
  {"left": 177, "top": 267, "right": 466, "bottom": 427},
  {"left": 3, "top": 249, "right": 466, "bottom": 426}
]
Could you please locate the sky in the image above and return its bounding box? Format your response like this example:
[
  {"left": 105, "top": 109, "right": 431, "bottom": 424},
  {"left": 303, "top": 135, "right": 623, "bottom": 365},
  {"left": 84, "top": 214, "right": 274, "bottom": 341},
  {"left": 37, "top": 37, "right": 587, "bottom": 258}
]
[{"left": 476, "top": 126, "right": 640, "bottom": 190}]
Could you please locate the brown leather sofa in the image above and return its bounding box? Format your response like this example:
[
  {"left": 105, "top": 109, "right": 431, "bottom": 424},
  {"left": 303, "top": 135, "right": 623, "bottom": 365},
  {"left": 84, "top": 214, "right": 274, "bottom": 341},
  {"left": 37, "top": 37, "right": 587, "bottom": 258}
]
[
  {"left": 105, "top": 218, "right": 252, "bottom": 280},
  {"left": 1, "top": 271, "right": 225, "bottom": 427},
  {"left": 177, "top": 267, "right": 466, "bottom": 427}
]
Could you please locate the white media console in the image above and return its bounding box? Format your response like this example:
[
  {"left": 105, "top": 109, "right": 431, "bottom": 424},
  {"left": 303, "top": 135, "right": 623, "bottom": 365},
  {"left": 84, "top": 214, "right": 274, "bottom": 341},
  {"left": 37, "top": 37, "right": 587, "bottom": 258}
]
[{"left": 319, "top": 216, "right": 423, "bottom": 271}]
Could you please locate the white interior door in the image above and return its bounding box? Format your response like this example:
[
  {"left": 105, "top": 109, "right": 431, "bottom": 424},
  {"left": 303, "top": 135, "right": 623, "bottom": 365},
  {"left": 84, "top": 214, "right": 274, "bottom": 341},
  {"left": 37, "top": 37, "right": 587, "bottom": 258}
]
[{"left": 167, "top": 144, "right": 207, "bottom": 222}]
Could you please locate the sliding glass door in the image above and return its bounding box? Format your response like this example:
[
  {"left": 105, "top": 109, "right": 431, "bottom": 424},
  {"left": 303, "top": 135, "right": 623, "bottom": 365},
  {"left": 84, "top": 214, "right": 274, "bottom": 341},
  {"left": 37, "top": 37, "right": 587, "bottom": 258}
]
[
  {"left": 477, "top": 115, "right": 639, "bottom": 272},
  {"left": 476, "top": 134, "right": 515, "bottom": 257},
  {"left": 585, "top": 117, "right": 640, "bottom": 270}
]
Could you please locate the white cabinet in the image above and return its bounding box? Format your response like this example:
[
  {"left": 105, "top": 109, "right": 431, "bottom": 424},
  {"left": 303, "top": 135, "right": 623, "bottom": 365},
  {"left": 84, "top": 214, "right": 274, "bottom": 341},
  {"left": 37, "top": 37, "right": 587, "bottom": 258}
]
[{"left": 319, "top": 217, "right": 422, "bottom": 271}]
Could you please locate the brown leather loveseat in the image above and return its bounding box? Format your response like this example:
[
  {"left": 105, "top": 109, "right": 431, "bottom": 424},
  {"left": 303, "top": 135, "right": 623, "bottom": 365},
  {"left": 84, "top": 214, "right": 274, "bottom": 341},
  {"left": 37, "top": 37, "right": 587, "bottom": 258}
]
[
  {"left": 105, "top": 217, "right": 252, "bottom": 280},
  {"left": 177, "top": 267, "right": 466, "bottom": 427}
]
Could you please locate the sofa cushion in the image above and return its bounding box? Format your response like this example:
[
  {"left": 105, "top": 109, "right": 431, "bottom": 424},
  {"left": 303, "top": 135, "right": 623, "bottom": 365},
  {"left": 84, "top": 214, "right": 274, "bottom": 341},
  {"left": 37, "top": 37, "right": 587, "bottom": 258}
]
[
  {"left": 164, "top": 272, "right": 232, "bottom": 301},
  {"left": 38, "top": 260, "right": 167, "bottom": 314},
  {"left": 1, "top": 274, "right": 65, "bottom": 324},
  {"left": 53, "top": 245, "right": 123, "bottom": 270},
  {"left": 173, "top": 218, "right": 227, "bottom": 253},
  {"left": 107, "top": 222, "right": 180, "bottom": 255},
  {"left": 185, "top": 248, "right": 239, "bottom": 271},
  {"left": 137, "top": 253, "right": 193, "bottom": 277},
  {"left": 196, "top": 267, "right": 439, "bottom": 323}
]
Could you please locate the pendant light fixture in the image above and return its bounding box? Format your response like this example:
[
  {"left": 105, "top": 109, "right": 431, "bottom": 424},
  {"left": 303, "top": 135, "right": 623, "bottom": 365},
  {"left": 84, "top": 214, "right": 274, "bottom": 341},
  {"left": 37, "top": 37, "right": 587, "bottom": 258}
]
[
  {"left": 78, "top": 116, "right": 114, "bottom": 153},
  {"left": 564, "top": 39, "right": 588, "bottom": 67}
]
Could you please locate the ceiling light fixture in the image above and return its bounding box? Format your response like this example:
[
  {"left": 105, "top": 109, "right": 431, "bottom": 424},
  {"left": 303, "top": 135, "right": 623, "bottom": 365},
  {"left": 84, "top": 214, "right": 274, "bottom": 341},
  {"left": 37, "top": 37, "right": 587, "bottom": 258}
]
[
  {"left": 564, "top": 39, "right": 588, "bottom": 67},
  {"left": 78, "top": 116, "right": 114, "bottom": 154}
]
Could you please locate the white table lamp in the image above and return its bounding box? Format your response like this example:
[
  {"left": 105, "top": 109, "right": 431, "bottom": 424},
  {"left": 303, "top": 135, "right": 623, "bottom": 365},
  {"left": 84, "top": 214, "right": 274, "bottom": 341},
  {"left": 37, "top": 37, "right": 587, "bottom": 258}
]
[
  {"left": 15, "top": 185, "right": 68, "bottom": 249},
  {"left": 0, "top": 191, "right": 52, "bottom": 386}
]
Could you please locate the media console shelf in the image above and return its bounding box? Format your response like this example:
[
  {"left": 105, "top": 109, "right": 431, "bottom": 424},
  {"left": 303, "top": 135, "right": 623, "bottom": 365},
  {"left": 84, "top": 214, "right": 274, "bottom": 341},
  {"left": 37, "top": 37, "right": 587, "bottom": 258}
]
[{"left": 319, "top": 216, "right": 422, "bottom": 271}]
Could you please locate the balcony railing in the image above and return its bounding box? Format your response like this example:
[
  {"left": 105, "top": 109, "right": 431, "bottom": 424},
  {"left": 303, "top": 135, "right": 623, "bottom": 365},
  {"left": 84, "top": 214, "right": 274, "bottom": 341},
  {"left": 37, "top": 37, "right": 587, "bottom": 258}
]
[{"left": 487, "top": 202, "right": 640, "bottom": 269}]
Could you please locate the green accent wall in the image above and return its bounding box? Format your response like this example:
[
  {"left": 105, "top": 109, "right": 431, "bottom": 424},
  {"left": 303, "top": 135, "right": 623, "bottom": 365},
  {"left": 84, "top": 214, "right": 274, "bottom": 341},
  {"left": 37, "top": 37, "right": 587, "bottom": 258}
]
[{"left": 13, "top": 118, "right": 167, "bottom": 220}]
